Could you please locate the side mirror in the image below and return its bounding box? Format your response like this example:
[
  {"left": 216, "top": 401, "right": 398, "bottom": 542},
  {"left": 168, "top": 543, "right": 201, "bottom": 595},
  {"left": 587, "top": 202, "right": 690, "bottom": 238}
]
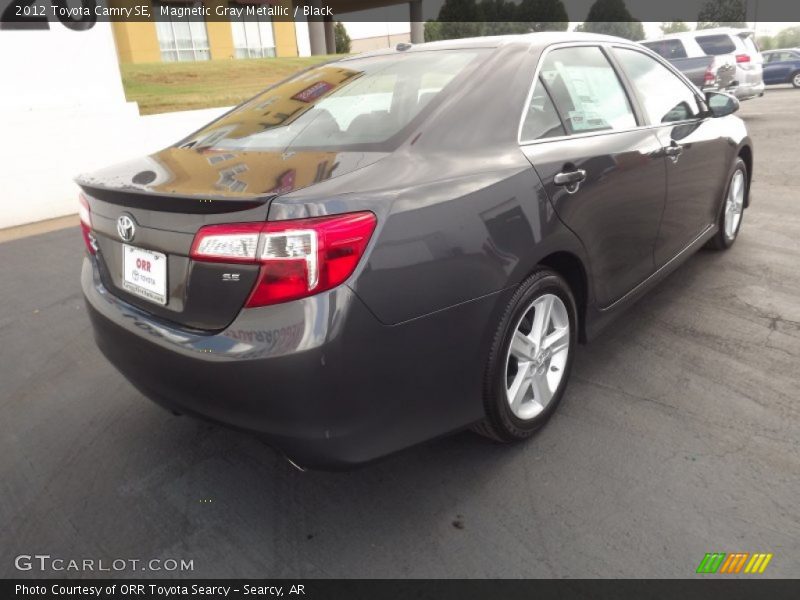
[{"left": 705, "top": 91, "right": 740, "bottom": 117}]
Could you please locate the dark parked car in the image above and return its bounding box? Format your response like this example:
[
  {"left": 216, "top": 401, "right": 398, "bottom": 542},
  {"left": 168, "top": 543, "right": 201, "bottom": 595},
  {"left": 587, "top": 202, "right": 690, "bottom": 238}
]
[
  {"left": 79, "top": 33, "right": 753, "bottom": 468},
  {"left": 762, "top": 49, "right": 800, "bottom": 87}
]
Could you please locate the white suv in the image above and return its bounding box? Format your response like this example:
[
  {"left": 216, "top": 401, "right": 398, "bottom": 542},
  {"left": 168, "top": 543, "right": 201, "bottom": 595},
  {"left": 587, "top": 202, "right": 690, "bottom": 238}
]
[{"left": 643, "top": 28, "right": 765, "bottom": 101}]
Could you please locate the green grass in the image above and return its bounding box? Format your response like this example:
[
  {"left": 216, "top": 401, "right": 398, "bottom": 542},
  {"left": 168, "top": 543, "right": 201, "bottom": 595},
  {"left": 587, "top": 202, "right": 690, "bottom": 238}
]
[{"left": 121, "top": 56, "right": 343, "bottom": 115}]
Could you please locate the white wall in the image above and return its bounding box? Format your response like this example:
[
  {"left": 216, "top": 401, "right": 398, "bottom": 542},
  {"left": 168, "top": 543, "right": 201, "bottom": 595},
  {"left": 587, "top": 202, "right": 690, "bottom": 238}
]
[{"left": 0, "top": 23, "right": 228, "bottom": 230}]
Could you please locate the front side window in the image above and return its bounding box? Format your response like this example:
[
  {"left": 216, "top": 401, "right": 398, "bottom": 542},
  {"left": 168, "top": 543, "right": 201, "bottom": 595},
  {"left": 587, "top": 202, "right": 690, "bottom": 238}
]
[
  {"left": 183, "top": 50, "right": 487, "bottom": 152},
  {"left": 230, "top": 3, "right": 276, "bottom": 59},
  {"left": 537, "top": 46, "right": 636, "bottom": 135},
  {"left": 154, "top": 2, "right": 210, "bottom": 62},
  {"left": 614, "top": 48, "right": 701, "bottom": 124},
  {"left": 695, "top": 34, "right": 736, "bottom": 56}
]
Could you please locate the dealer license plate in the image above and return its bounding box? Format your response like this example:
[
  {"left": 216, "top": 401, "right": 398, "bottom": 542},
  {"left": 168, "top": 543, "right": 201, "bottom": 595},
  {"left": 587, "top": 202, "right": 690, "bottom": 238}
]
[{"left": 122, "top": 244, "right": 168, "bottom": 306}]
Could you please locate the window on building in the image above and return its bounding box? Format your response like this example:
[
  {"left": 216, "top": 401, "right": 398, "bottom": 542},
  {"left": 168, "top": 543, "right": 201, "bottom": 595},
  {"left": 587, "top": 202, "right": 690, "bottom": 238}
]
[
  {"left": 154, "top": 2, "right": 210, "bottom": 62},
  {"left": 230, "top": 3, "right": 276, "bottom": 59}
]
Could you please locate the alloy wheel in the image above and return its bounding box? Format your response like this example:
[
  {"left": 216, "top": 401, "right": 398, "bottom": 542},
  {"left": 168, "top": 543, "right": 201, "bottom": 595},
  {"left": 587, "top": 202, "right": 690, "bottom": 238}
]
[
  {"left": 724, "top": 169, "right": 745, "bottom": 241},
  {"left": 504, "top": 293, "right": 570, "bottom": 420}
]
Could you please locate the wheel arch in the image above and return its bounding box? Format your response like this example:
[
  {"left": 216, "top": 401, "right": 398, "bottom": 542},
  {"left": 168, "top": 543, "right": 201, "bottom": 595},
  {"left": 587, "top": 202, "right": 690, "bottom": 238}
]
[
  {"left": 737, "top": 143, "right": 753, "bottom": 208},
  {"left": 537, "top": 251, "right": 589, "bottom": 344}
]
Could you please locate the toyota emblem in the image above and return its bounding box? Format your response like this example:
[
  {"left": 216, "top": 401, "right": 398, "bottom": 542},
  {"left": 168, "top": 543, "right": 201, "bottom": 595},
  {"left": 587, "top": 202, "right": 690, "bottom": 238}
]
[{"left": 117, "top": 214, "right": 136, "bottom": 243}]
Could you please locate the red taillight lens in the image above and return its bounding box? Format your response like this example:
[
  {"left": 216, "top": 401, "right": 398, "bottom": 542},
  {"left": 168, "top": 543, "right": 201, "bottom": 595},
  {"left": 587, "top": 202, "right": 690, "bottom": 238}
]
[
  {"left": 190, "top": 211, "right": 377, "bottom": 307},
  {"left": 78, "top": 193, "right": 95, "bottom": 255},
  {"left": 736, "top": 54, "right": 751, "bottom": 63},
  {"left": 704, "top": 67, "right": 716, "bottom": 84}
]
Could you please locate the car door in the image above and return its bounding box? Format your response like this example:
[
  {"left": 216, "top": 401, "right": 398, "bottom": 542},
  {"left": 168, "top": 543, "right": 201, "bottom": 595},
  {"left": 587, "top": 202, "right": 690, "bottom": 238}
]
[
  {"left": 762, "top": 52, "right": 781, "bottom": 83},
  {"left": 768, "top": 52, "right": 797, "bottom": 83},
  {"left": 612, "top": 46, "right": 731, "bottom": 267},
  {"left": 519, "top": 45, "right": 666, "bottom": 308}
]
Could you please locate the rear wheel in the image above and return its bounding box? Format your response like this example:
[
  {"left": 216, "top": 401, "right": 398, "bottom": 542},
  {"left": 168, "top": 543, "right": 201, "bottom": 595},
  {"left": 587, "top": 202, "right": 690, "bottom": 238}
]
[
  {"left": 707, "top": 158, "right": 747, "bottom": 250},
  {"left": 474, "top": 269, "right": 577, "bottom": 442},
  {"left": 792, "top": 71, "right": 800, "bottom": 88}
]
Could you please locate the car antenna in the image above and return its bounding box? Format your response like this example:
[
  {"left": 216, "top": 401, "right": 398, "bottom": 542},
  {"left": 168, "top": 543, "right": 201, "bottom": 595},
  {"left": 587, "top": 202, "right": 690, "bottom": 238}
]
[{"left": 396, "top": 42, "right": 413, "bottom": 52}]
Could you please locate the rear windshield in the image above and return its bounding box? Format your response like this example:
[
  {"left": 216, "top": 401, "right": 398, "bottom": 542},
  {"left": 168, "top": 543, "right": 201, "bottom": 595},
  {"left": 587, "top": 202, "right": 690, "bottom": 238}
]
[
  {"left": 695, "top": 34, "right": 737, "bottom": 55},
  {"left": 741, "top": 35, "right": 759, "bottom": 54},
  {"left": 642, "top": 40, "right": 687, "bottom": 60},
  {"left": 179, "top": 50, "right": 488, "bottom": 153}
]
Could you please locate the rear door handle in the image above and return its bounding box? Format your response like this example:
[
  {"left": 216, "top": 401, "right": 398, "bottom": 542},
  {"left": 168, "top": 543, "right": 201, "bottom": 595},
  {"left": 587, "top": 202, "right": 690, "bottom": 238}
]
[
  {"left": 665, "top": 143, "right": 684, "bottom": 161},
  {"left": 554, "top": 169, "right": 587, "bottom": 192}
]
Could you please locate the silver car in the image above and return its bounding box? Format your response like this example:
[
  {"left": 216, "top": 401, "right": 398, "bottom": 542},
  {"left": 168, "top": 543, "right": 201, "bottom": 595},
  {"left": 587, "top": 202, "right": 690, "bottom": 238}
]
[{"left": 643, "top": 28, "right": 764, "bottom": 101}]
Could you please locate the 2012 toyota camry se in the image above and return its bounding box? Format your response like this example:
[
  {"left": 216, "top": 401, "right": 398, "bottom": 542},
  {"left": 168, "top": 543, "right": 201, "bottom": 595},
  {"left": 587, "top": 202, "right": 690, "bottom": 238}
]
[{"left": 79, "top": 33, "right": 752, "bottom": 468}]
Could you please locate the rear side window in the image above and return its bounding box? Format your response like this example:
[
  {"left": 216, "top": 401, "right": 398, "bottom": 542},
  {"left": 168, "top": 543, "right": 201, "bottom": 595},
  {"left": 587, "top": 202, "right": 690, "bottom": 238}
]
[
  {"left": 537, "top": 46, "right": 636, "bottom": 135},
  {"left": 695, "top": 34, "right": 737, "bottom": 55},
  {"left": 642, "top": 40, "right": 688, "bottom": 60},
  {"left": 520, "top": 78, "right": 566, "bottom": 141},
  {"left": 614, "top": 48, "right": 701, "bottom": 124}
]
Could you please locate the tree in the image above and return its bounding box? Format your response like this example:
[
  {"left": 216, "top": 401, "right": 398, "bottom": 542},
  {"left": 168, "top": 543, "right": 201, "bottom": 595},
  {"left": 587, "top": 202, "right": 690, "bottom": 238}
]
[
  {"left": 775, "top": 26, "right": 800, "bottom": 49},
  {"left": 437, "top": 0, "right": 484, "bottom": 39},
  {"left": 516, "top": 0, "right": 569, "bottom": 32},
  {"left": 424, "top": 20, "right": 444, "bottom": 42},
  {"left": 334, "top": 21, "right": 351, "bottom": 54},
  {"left": 577, "top": 0, "right": 645, "bottom": 41},
  {"left": 660, "top": 21, "right": 690, "bottom": 35},
  {"left": 696, "top": 0, "right": 746, "bottom": 29},
  {"left": 478, "top": 0, "right": 527, "bottom": 35},
  {"left": 431, "top": 0, "right": 569, "bottom": 40},
  {"left": 757, "top": 35, "right": 775, "bottom": 50}
]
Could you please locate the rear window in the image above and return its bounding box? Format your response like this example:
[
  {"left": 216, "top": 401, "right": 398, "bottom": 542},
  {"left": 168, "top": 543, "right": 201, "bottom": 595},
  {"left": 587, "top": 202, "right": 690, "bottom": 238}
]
[
  {"left": 741, "top": 36, "right": 759, "bottom": 54},
  {"left": 695, "top": 34, "right": 737, "bottom": 56},
  {"left": 642, "top": 40, "right": 688, "bottom": 60},
  {"left": 179, "top": 50, "right": 487, "bottom": 153}
]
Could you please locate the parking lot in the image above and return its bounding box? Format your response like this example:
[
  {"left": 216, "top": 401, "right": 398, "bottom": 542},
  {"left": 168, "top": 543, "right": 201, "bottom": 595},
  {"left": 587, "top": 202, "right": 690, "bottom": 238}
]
[{"left": 1, "top": 88, "right": 798, "bottom": 579}]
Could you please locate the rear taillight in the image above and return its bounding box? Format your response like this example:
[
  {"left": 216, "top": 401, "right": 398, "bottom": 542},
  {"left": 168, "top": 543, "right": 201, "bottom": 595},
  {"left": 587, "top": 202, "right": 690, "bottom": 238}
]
[
  {"left": 78, "top": 193, "right": 96, "bottom": 255},
  {"left": 736, "top": 54, "right": 751, "bottom": 64},
  {"left": 190, "top": 211, "right": 377, "bottom": 307},
  {"left": 704, "top": 66, "right": 716, "bottom": 85}
]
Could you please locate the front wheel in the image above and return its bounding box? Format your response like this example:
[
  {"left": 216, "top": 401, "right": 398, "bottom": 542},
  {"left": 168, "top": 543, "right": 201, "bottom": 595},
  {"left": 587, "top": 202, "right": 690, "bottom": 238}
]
[
  {"left": 707, "top": 157, "right": 747, "bottom": 250},
  {"left": 474, "top": 269, "right": 577, "bottom": 442},
  {"left": 792, "top": 71, "right": 800, "bottom": 88}
]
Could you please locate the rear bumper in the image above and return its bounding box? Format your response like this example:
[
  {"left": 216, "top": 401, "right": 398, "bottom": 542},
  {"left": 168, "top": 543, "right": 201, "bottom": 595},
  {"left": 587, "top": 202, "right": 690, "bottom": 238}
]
[
  {"left": 731, "top": 80, "right": 765, "bottom": 100},
  {"left": 82, "top": 257, "right": 498, "bottom": 468}
]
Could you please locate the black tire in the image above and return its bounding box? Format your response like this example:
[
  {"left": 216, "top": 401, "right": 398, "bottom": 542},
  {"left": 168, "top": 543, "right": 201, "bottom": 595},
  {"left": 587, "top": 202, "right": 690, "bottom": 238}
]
[
  {"left": 791, "top": 71, "right": 800, "bottom": 89},
  {"left": 706, "top": 157, "right": 747, "bottom": 251},
  {"left": 474, "top": 268, "right": 578, "bottom": 442}
]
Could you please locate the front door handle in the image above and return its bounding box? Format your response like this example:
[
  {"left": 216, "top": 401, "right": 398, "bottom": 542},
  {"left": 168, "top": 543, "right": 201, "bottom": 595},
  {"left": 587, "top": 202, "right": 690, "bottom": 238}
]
[{"left": 554, "top": 168, "right": 587, "bottom": 193}]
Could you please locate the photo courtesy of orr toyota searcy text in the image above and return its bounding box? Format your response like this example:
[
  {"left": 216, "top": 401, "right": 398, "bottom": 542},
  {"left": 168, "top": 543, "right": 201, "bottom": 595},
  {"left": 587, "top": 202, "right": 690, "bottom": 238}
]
[{"left": 14, "top": 584, "right": 299, "bottom": 597}]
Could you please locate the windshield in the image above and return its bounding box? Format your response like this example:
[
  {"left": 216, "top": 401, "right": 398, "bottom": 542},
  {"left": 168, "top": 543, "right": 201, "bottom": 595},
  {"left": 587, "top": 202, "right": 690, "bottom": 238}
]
[{"left": 179, "top": 50, "right": 488, "bottom": 153}]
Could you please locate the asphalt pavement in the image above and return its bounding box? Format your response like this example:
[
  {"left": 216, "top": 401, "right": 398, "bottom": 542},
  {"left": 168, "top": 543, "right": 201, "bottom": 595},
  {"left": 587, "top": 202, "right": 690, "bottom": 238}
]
[{"left": 1, "top": 87, "right": 798, "bottom": 578}]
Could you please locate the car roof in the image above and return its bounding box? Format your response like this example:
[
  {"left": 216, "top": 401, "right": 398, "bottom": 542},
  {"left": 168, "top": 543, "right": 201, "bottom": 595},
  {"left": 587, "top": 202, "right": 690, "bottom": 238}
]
[
  {"left": 339, "top": 31, "right": 637, "bottom": 61},
  {"left": 648, "top": 27, "right": 755, "bottom": 42}
]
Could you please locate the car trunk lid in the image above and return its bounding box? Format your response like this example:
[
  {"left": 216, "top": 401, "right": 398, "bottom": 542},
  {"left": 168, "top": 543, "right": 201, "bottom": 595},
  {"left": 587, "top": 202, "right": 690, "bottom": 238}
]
[{"left": 77, "top": 145, "right": 385, "bottom": 331}]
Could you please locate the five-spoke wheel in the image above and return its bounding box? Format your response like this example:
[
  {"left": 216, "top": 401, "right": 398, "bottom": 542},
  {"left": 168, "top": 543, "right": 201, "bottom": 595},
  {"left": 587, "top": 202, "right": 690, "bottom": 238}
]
[{"left": 475, "top": 269, "right": 577, "bottom": 442}]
